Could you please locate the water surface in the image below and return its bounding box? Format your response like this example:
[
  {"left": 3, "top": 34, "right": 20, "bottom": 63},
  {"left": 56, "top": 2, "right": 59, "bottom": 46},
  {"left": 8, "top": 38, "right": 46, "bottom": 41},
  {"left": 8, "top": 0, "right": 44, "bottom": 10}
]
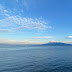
[{"left": 0, "top": 46, "right": 72, "bottom": 72}]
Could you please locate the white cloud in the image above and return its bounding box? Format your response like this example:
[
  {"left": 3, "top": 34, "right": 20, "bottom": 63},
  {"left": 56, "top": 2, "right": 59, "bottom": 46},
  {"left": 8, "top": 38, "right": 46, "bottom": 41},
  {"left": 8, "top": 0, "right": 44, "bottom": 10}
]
[
  {"left": 23, "top": 0, "right": 36, "bottom": 10},
  {"left": 0, "top": 4, "right": 3, "bottom": 10},
  {"left": 0, "top": 16, "right": 52, "bottom": 31},
  {"left": 0, "top": 29, "right": 11, "bottom": 33},
  {"left": 0, "top": 39, "right": 45, "bottom": 44},
  {"left": 34, "top": 36, "right": 53, "bottom": 39},
  {"left": 0, "top": 4, "right": 9, "bottom": 17},
  {"left": 49, "top": 40, "right": 56, "bottom": 42},
  {"left": 0, "top": 39, "right": 72, "bottom": 45},
  {"left": 49, "top": 40, "right": 72, "bottom": 44},
  {"left": 63, "top": 41, "right": 72, "bottom": 44},
  {"left": 16, "top": 0, "right": 29, "bottom": 10},
  {"left": 0, "top": 4, "right": 52, "bottom": 32},
  {"left": 67, "top": 36, "right": 72, "bottom": 39}
]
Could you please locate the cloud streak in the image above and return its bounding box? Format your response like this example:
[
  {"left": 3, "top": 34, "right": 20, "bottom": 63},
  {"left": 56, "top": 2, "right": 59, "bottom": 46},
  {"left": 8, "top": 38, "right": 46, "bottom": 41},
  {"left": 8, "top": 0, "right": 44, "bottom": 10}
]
[
  {"left": 34, "top": 36, "right": 53, "bottom": 39},
  {"left": 0, "top": 29, "right": 11, "bottom": 33},
  {"left": 67, "top": 36, "right": 72, "bottom": 39},
  {"left": 0, "top": 39, "right": 72, "bottom": 45},
  {"left": 0, "top": 39, "right": 45, "bottom": 44}
]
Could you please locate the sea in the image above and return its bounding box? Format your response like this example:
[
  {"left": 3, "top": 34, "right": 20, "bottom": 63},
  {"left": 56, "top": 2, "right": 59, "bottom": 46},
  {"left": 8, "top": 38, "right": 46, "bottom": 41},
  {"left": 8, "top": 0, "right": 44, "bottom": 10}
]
[{"left": 0, "top": 46, "right": 72, "bottom": 72}]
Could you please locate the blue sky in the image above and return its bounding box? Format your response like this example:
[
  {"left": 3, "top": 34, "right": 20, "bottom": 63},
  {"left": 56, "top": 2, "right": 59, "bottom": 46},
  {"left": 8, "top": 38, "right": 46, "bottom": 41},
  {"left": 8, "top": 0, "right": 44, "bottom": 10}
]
[{"left": 0, "top": 0, "right": 72, "bottom": 44}]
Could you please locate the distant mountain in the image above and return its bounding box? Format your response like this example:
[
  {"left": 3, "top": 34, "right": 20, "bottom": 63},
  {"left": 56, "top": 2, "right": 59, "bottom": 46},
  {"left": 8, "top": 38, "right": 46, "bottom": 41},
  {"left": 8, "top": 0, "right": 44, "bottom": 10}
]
[
  {"left": 0, "top": 42, "right": 72, "bottom": 47},
  {"left": 41, "top": 42, "right": 72, "bottom": 46}
]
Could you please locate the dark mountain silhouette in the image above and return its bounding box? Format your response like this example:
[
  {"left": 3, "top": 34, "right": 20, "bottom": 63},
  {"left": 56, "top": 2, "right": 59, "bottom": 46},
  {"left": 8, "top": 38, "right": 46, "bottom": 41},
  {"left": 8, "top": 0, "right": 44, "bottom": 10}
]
[{"left": 41, "top": 42, "right": 72, "bottom": 46}]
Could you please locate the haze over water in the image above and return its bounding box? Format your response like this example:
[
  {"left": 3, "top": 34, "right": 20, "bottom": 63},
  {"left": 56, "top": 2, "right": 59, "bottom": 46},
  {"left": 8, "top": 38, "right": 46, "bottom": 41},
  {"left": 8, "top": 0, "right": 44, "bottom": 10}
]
[{"left": 0, "top": 46, "right": 72, "bottom": 72}]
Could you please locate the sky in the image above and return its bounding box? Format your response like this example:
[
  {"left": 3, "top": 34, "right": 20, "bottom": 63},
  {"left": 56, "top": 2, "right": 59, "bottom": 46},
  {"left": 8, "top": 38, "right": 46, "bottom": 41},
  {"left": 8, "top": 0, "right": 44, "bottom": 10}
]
[{"left": 0, "top": 0, "right": 72, "bottom": 44}]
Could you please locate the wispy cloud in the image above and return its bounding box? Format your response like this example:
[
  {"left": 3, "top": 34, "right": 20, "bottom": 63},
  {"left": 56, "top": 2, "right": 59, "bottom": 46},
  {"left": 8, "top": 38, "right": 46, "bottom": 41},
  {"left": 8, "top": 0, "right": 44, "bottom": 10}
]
[
  {"left": 34, "top": 36, "right": 53, "bottom": 39},
  {"left": 0, "top": 39, "right": 45, "bottom": 44},
  {"left": 0, "top": 38, "right": 72, "bottom": 45},
  {"left": 16, "top": 0, "right": 33, "bottom": 10},
  {"left": 67, "top": 36, "right": 72, "bottom": 39},
  {"left": 23, "top": 0, "right": 36, "bottom": 10},
  {"left": 0, "top": 4, "right": 4, "bottom": 10},
  {"left": 49, "top": 40, "right": 56, "bottom": 42},
  {"left": 0, "top": 4, "right": 10, "bottom": 17},
  {"left": 0, "top": 3, "right": 52, "bottom": 33},
  {"left": 23, "top": 0, "right": 29, "bottom": 10},
  {"left": 0, "top": 29, "right": 11, "bottom": 33},
  {"left": 0, "top": 15, "right": 52, "bottom": 32},
  {"left": 63, "top": 41, "right": 72, "bottom": 44},
  {"left": 49, "top": 40, "right": 72, "bottom": 44}
]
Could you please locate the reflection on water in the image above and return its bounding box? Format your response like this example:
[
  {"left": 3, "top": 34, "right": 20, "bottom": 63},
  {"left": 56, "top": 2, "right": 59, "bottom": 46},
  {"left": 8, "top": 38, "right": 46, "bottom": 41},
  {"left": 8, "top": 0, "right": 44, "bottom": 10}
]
[{"left": 0, "top": 46, "right": 72, "bottom": 72}]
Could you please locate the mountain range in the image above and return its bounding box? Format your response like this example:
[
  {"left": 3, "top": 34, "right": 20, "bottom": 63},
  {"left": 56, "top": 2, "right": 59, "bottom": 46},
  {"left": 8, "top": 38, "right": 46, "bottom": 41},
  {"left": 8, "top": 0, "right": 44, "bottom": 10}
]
[
  {"left": 41, "top": 42, "right": 72, "bottom": 46},
  {"left": 0, "top": 42, "right": 72, "bottom": 47}
]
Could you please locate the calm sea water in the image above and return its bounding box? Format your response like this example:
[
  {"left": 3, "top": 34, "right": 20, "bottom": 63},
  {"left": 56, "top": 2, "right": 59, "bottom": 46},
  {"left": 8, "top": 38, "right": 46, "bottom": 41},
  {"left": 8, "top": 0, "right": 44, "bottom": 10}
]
[{"left": 0, "top": 46, "right": 72, "bottom": 72}]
